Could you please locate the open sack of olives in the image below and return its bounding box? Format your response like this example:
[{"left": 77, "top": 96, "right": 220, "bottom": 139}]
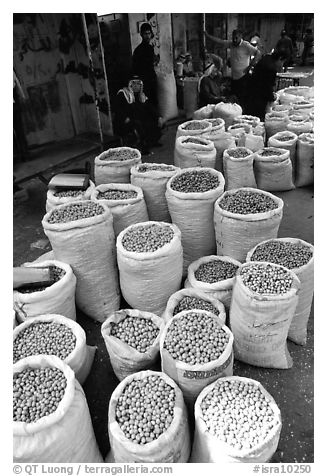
[
  {"left": 107, "top": 370, "right": 191, "bottom": 463},
  {"left": 91, "top": 183, "right": 148, "bottom": 237},
  {"left": 185, "top": 255, "right": 241, "bottom": 309},
  {"left": 94, "top": 147, "right": 142, "bottom": 185},
  {"left": 254, "top": 147, "right": 295, "bottom": 192},
  {"left": 46, "top": 181, "right": 95, "bottom": 213},
  {"left": 42, "top": 200, "right": 120, "bottom": 323},
  {"left": 101, "top": 309, "right": 165, "bottom": 381},
  {"left": 117, "top": 222, "right": 183, "bottom": 315},
  {"left": 160, "top": 309, "right": 234, "bottom": 403},
  {"left": 130, "top": 163, "right": 179, "bottom": 222},
  {"left": 214, "top": 188, "right": 284, "bottom": 262},
  {"left": 246, "top": 238, "right": 314, "bottom": 345},
  {"left": 268, "top": 130, "right": 298, "bottom": 167},
  {"left": 174, "top": 134, "right": 216, "bottom": 169},
  {"left": 13, "top": 355, "right": 103, "bottom": 463},
  {"left": 162, "top": 287, "right": 226, "bottom": 324},
  {"left": 176, "top": 119, "right": 212, "bottom": 139},
  {"left": 230, "top": 261, "right": 300, "bottom": 369},
  {"left": 13, "top": 314, "right": 96, "bottom": 384},
  {"left": 190, "top": 376, "right": 282, "bottom": 463},
  {"left": 13, "top": 260, "right": 77, "bottom": 323},
  {"left": 222, "top": 146, "right": 257, "bottom": 190}
]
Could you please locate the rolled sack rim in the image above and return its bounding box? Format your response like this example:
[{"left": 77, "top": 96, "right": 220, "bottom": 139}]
[
  {"left": 178, "top": 119, "right": 213, "bottom": 135},
  {"left": 176, "top": 135, "right": 216, "bottom": 151},
  {"left": 166, "top": 168, "right": 225, "bottom": 201},
  {"left": 223, "top": 147, "right": 255, "bottom": 161},
  {"left": 130, "top": 163, "right": 179, "bottom": 179},
  {"left": 187, "top": 255, "right": 242, "bottom": 292},
  {"left": 91, "top": 183, "right": 144, "bottom": 206},
  {"left": 94, "top": 147, "right": 141, "bottom": 166},
  {"left": 164, "top": 288, "right": 226, "bottom": 321},
  {"left": 254, "top": 147, "right": 290, "bottom": 163}
]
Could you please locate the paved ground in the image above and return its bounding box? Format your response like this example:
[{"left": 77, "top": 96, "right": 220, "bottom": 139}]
[{"left": 13, "top": 69, "right": 314, "bottom": 463}]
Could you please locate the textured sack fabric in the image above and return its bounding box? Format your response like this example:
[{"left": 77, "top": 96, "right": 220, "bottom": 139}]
[
  {"left": 212, "top": 102, "right": 242, "bottom": 129},
  {"left": 91, "top": 183, "right": 148, "bottom": 237},
  {"left": 185, "top": 255, "right": 242, "bottom": 309},
  {"left": 94, "top": 147, "right": 142, "bottom": 185},
  {"left": 193, "top": 105, "right": 215, "bottom": 120},
  {"left": 107, "top": 370, "right": 191, "bottom": 462},
  {"left": 287, "top": 120, "right": 313, "bottom": 136},
  {"left": 157, "top": 70, "right": 179, "bottom": 121},
  {"left": 166, "top": 168, "right": 225, "bottom": 274},
  {"left": 295, "top": 133, "right": 314, "bottom": 187},
  {"left": 233, "top": 114, "right": 261, "bottom": 128},
  {"left": 264, "top": 113, "right": 290, "bottom": 139},
  {"left": 160, "top": 310, "right": 233, "bottom": 405},
  {"left": 190, "top": 376, "right": 282, "bottom": 463},
  {"left": 254, "top": 147, "right": 295, "bottom": 191},
  {"left": 13, "top": 314, "right": 96, "bottom": 384},
  {"left": 244, "top": 133, "right": 265, "bottom": 152},
  {"left": 268, "top": 131, "right": 298, "bottom": 173},
  {"left": 176, "top": 119, "right": 212, "bottom": 139},
  {"left": 223, "top": 147, "right": 257, "bottom": 190},
  {"left": 229, "top": 262, "right": 300, "bottom": 368},
  {"left": 14, "top": 259, "right": 77, "bottom": 323},
  {"left": 130, "top": 163, "right": 179, "bottom": 222},
  {"left": 162, "top": 288, "right": 226, "bottom": 324},
  {"left": 46, "top": 181, "right": 95, "bottom": 213},
  {"left": 42, "top": 201, "right": 120, "bottom": 323},
  {"left": 246, "top": 238, "right": 314, "bottom": 345},
  {"left": 174, "top": 135, "right": 217, "bottom": 169},
  {"left": 13, "top": 356, "right": 103, "bottom": 463},
  {"left": 214, "top": 188, "right": 284, "bottom": 262},
  {"left": 202, "top": 131, "right": 236, "bottom": 172},
  {"left": 101, "top": 309, "right": 165, "bottom": 381},
  {"left": 116, "top": 222, "right": 183, "bottom": 315}
]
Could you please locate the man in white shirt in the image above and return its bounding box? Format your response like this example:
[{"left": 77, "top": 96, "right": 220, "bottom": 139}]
[{"left": 205, "top": 29, "right": 260, "bottom": 111}]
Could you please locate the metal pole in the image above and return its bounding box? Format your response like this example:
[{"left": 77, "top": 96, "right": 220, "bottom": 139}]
[
  {"left": 96, "top": 15, "right": 113, "bottom": 137},
  {"left": 81, "top": 13, "right": 104, "bottom": 146},
  {"left": 202, "top": 13, "right": 206, "bottom": 71}
]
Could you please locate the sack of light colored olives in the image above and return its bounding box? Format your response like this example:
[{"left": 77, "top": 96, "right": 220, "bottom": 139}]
[
  {"left": 101, "top": 309, "right": 165, "bottom": 381},
  {"left": 13, "top": 260, "right": 77, "bottom": 323},
  {"left": 176, "top": 119, "right": 212, "bottom": 139},
  {"left": 116, "top": 222, "right": 183, "bottom": 315},
  {"left": 295, "top": 133, "right": 314, "bottom": 187},
  {"left": 131, "top": 163, "right": 179, "bottom": 222},
  {"left": 268, "top": 131, "right": 298, "bottom": 171},
  {"left": 106, "top": 370, "right": 191, "bottom": 462},
  {"left": 230, "top": 261, "right": 300, "bottom": 368},
  {"left": 166, "top": 168, "right": 225, "bottom": 275},
  {"left": 253, "top": 147, "right": 295, "bottom": 192},
  {"left": 163, "top": 288, "right": 226, "bottom": 324},
  {"left": 42, "top": 200, "right": 120, "bottom": 323},
  {"left": 46, "top": 181, "right": 95, "bottom": 213},
  {"left": 246, "top": 238, "right": 314, "bottom": 345},
  {"left": 191, "top": 376, "right": 282, "bottom": 463},
  {"left": 13, "top": 355, "right": 103, "bottom": 463},
  {"left": 13, "top": 314, "right": 96, "bottom": 384},
  {"left": 174, "top": 135, "right": 217, "bottom": 169},
  {"left": 160, "top": 310, "right": 234, "bottom": 404},
  {"left": 91, "top": 183, "right": 148, "bottom": 237},
  {"left": 184, "top": 255, "right": 241, "bottom": 309},
  {"left": 214, "top": 188, "right": 284, "bottom": 262},
  {"left": 94, "top": 147, "right": 142, "bottom": 185},
  {"left": 223, "top": 147, "right": 257, "bottom": 190}
]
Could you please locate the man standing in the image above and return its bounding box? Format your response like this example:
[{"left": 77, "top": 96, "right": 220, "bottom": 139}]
[
  {"left": 275, "top": 30, "right": 294, "bottom": 68},
  {"left": 301, "top": 29, "right": 314, "bottom": 66},
  {"left": 204, "top": 28, "right": 260, "bottom": 111},
  {"left": 132, "top": 22, "right": 159, "bottom": 105}
]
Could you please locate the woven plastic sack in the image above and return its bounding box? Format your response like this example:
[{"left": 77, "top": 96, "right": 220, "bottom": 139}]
[
  {"left": 230, "top": 262, "right": 300, "bottom": 368},
  {"left": 264, "top": 113, "right": 290, "bottom": 139},
  {"left": 13, "top": 314, "right": 96, "bottom": 385},
  {"left": 94, "top": 147, "right": 142, "bottom": 185},
  {"left": 244, "top": 133, "right": 265, "bottom": 152},
  {"left": 201, "top": 132, "right": 236, "bottom": 172},
  {"left": 212, "top": 102, "right": 242, "bottom": 129},
  {"left": 42, "top": 200, "right": 120, "bottom": 323},
  {"left": 166, "top": 168, "right": 225, "bottom": 274},
  {"left": 282, "top": 86, "right": 314, "bottom": 101},
  {"left": 204, "top": 117, "right": 226, "bottom": 133},
  {"left": 295, "top": 133, "right": 314, "bottom": 187},
  {"left": 101, "top": 309, "right": 165, "bottom": 381},
  {"left": 227, "top": 122, "right": 252, "bottom": 138},
  {"left": 223, "top": 147, "right": 257, "bottom": 190},
  {"left": 162, "top": 288, "right": 226, "bottom": 324},
  {"left": 268, "top": 131, "right": 298, "bottom": 171},
  {"left": 287, "top": 120, "right": 313, "bottom": 136},
  {"left": 271, "top": 104, "right": 293, "bottom": 116},
  {"left": 176, "top": 119, "right": 212, "bottom": 139},
  {"left": 214, "top": 188, "right": 284, "bottom": 262},
  {"left": 46, "top": 181, "right": 95, "bottom": 213},
  {"left": 13, "top": 260, "right": 77, "bottom": 323},
  {"left": 184, "top": 255, "right": 242, "bottom": 309},
  {"left": 116, "top": 222, "right": 183, "bottom": 315},
  {"left": 107, "top": 370, "right": 191, "bottom": 463},
  {"left": 13, "top": 355, "right": 103, "bottom": 463},
  {"left": 174, "top": 135, "right": 217, "bottom": 169},
  {"left": 233, "top": 114, "right": 261, "bottom": 128},
  {"left": 130, "top": 163, "right": 179, "bottom": 222},
  {"left": 246, "top": 238, "right": 314, "bottom": 345},
  {"left": 160, "top": 310, "right": 234, "bottom": 405},
  {"left": 157, "top": 70, "right": 179, "bottom": 121},
  {"left": 190, "top": 376, "right": 282, "bottom": 463},
  {"left": 183, "top": 77, "right": 200, "bottom": 119},
  {"left": 254, "top": 147, "right": 295, "bottom": 191},
  {"left": 193, "top": 104, "right": 215, "bottom": 120},
  {"left": 91, "top": 183, "right": 148, "bottom": 237},
  {"left": 291, "top": 101, "right": 314, "bottom": 116}
]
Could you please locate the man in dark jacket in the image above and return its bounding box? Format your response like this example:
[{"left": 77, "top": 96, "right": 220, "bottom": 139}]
[
  {"left": 275, "top": 30, "right": 294, "bottom": 68},
  {"left": 132, "top": 23, "right": 159, "bottom": 105}
]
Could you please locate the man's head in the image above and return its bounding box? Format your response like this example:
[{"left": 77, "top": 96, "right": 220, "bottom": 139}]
[
  {"left": 232, "top": 29, "right": 243, "bottom": 46},
  {"left": 129, "top": 77, "right": 143, "bottom": 94},
  {"left": 140, "top": 23, "right": 154, "bottom": 43},
  {"left": 281, "top": 30, "right": 287, "bottom": 37}
]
